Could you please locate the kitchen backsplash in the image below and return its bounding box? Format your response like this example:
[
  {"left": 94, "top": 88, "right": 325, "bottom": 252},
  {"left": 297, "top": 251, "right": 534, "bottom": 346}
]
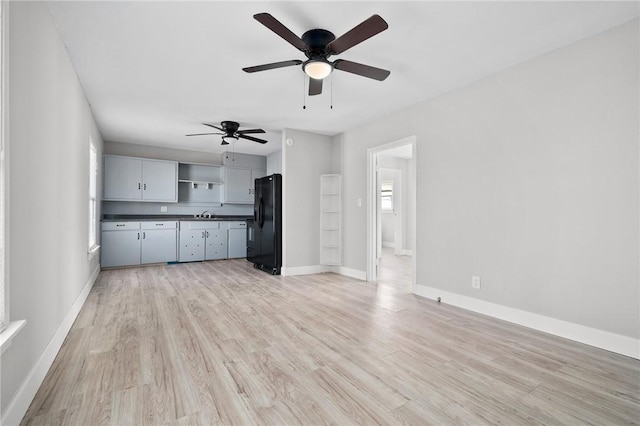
[{"left": 102, "top": 201, "right": 253, "bottom": 217}]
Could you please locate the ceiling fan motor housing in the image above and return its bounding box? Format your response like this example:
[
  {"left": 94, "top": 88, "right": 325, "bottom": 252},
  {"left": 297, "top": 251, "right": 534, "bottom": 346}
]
[{"left": 302, "top": 29, "right": 336, "bottom": 59}]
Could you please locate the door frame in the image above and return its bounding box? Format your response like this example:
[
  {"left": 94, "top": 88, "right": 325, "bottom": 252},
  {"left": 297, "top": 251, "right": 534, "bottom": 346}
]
[{"left": 366, "top": 136, "right": 416, "bottom": 289}]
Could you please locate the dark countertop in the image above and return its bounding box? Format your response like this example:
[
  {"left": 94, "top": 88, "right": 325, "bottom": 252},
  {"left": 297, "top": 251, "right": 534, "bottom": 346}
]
[{"left": 102, "top": 214, "right": 252, "bottom": 222}]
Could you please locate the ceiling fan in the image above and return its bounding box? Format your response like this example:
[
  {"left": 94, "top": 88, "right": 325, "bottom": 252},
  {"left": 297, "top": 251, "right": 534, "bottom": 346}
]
[
  {"left": 186, "top": 121, "right": 267, "bottom": 145},
  {"left": 243, "top": 13, "right": 390, "bottom": 96}
]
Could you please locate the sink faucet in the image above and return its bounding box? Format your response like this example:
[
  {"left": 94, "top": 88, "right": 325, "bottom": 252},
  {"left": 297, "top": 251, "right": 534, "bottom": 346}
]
[{"left": 198, "top": 210, "right": 212, "bottom": 218}]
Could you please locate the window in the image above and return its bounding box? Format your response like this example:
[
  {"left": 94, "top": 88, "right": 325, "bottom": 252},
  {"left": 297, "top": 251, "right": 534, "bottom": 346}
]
[
  {"left": 88, "top": 137, "right": 98, "bottom": 253},
  {"left": 380, "top": 180, "right": 394, "bottom": 212}
]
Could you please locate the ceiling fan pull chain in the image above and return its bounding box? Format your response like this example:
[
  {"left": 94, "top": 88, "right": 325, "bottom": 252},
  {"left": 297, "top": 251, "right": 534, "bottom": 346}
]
[
  {"left": 302, "top": 73, "right": 307, "bottom": 110},
  {"left": 330, "top": 74, "right": 333, "bottom": 110}
]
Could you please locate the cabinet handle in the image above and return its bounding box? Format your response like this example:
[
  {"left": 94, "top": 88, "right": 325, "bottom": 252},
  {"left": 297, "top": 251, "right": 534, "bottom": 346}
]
[
  {"left": 116, "top": 224, "right": 125, "bottom": 227},
  {"left": 138, "top": 183, "right": 141, "bottom": 190},
  {"left": 206, "top": 231, "right": 209, "bottom": 238},
  {"left": 202, "top": 231, "right": 205, "bottom": 238},
  {"left": 144, "top": 183, "right": 147, "bottom": 190},
  {"left": 137, "top": 233, "right": 140, "bottom": 240},
  {"left": 155, "top": 223, "right": 164, "bottom": 226},
  {"left": 143, "top": 232, "right": 146, "bottom": 239}
]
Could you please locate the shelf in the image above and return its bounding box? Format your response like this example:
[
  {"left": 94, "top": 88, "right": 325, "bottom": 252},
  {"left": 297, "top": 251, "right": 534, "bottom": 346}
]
[
  {"left": 179, "top": 179, "right": 223, "bottom": 189},
  {"left": 320, "top": 174, "right": 341, "bottom": 267}
]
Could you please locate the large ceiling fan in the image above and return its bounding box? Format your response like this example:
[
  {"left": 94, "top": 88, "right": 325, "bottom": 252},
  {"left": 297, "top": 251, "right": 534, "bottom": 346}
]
[
  {"left": 243, "top": 13, "right": 390, "bottom": 96},
  {"left": 186, "top": 121, "right": 267, "bottom": 145}
]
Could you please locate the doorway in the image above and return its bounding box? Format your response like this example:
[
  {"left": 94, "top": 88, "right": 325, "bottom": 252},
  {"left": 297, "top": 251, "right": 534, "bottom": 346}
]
[{"left": 367, "top": 136, "right": 416, "bottom": 291}]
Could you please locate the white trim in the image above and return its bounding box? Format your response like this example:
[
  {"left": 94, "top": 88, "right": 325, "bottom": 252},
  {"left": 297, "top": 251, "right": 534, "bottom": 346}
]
[
  {"left": 0, "top": 319, "right": 25, "bottom": 354},
  {"left": 87, "top": 244, "right": 100, "bottom": 261},
  {"left": 1, "top": 265, "right": 100, "bottom": 426},
  {"left": 281, "top": 265, "right": 334, "bottom": 276},
  {"left": 382, "top": 242, "right": 395, "bottom": 248},
  {"left": 414, "top": 284, "right": 640, "bottom": 360},
  {"left": 402, "top": 249, "right": 413, "bottom": 256},
  {"left": 339, "top": 267, "right": 367, "bottom": 281}
]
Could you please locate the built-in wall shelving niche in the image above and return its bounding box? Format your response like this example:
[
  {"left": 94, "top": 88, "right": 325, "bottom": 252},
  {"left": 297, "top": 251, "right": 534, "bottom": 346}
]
[{"left": 320, "top": 174, "right": 342, "bottom": 267}]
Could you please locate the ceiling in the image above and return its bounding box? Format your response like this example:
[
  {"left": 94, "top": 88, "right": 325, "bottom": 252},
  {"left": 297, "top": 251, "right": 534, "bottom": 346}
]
[{"left": 47, "top": 1, "right": 639, "bottom": 156}]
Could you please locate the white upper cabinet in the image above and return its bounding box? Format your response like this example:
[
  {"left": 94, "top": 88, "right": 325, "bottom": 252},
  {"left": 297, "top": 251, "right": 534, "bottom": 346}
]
[
  {"left": 103, "top": 156, "right": 142, "bottom": 200},
  {"left": 224, "top": 168, "right": 266, "bottom": 204},
  {"left": 103, "top": 155, "right": 178, "bottom": 202},
  {"left": 142, "top": 160, "right": 178, "bottom": 201}
]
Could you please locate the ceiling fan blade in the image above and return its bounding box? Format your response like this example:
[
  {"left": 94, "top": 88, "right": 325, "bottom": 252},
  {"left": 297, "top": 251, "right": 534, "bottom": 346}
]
[
  {"left": 238, "top": 134, "right": 268, "bottom": 144},
  {"left": 186, "top": 132, "right": 223, "bottom": 136},
  {"left": 328, "top": 15, "right": 388, "bottom": 55},
  {"left": 333, "top": 59, "right": 390, "bottom": 81},
  {"left": 236, "top": 128, "right": 266, "bottom": 134},
  {"left": 254, "top": 13, "right": 308, "bottom": 51},
  {"left": 309, "top": 77, "right": 323, "bottom": 96},
  {"left": 203, "top": 123, "right": 223, "bottom": 131},
  {"left": 243, "top": 60, "right": 303, "bottom": 73}
]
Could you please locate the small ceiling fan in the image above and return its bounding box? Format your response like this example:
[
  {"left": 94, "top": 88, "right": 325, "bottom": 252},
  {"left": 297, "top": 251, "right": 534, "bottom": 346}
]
[
  {"left": 186, "top": 121, "right": 267, "bottom": 145},
  {"left": 243, "top": 13, "right": 390, "bottom": 96}
]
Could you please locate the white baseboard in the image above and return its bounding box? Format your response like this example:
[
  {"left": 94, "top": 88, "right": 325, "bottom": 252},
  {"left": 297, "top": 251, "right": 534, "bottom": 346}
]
[
  {"left": 414, "top": 284, "right": 640, "bottom": 360},
  {"left": 2, "top": 265, "right": 100, "bottom": 426},
  {"left": 281, "top": 265, "right": 335, "bottom": 276},
  {"left": 402, "top": 249, "right": 413, "bottom": 256},
  {"left": 382, "top": 242, "right": 395, "bottom": 248},
  {"left": 339, "top": 267, "right": 367, "bottom": 281}
]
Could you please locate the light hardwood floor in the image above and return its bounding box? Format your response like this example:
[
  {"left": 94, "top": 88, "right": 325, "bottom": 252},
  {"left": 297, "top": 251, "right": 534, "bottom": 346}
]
[{"left": 22, "top": 258, "right": 639, "bottom": 425}]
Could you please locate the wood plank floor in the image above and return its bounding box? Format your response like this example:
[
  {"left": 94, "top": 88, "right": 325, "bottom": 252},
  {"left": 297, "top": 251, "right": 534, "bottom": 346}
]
[{"left": 22, "top": 258, "right": 640, "bottom": 425}]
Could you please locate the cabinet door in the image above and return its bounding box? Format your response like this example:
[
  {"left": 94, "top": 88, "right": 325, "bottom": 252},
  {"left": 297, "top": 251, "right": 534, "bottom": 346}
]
[
  {"left": 141, "top": 229, "right": 177, "bottom": 264},
  {"left": 103, "top": 156, "right": 142, "bottom": 200},
  {"left": 228, "top": 228, "right": 247, "bottom": 258},
  {"left": 179, "top": 229, "right": 205, "bottom": 262},
  {"left": 224, "top": 168, "right": 252, "bottom": 204},
  {"left": 142, "top": 160, "right": 177, "bottom": 202},
  {"left": 205, "top": 228, "right": 228, "bottom": 260},
  {"left": 101, "top": 230, "right": 141, "bottom": 267}
]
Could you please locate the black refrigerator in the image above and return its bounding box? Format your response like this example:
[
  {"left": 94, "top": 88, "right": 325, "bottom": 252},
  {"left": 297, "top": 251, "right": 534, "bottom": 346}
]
[{"left": 247, "top": 174, "right": 282, "bottom": 274}]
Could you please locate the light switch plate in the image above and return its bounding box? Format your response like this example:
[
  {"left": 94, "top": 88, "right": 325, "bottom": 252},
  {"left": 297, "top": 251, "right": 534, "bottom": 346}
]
[{"left": 160, "top": 206, "right": 168, "bottom": 213}]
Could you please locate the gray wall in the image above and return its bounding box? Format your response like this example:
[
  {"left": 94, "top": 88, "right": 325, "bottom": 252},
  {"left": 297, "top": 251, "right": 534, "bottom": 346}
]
[
  {"left": 267, "top": 150, "right": 282, "bottom": 175},
  {"left": 339, "top": 20, "right": 639, "bottom": 338},
  {"left": 105, "top": 140, "right": 222, "bottom": 164},
  {"left": 282, "top": 129, "right": 333, "bottom": 269},
  {"left": 1, "top": 1, "right": 104, "bottom": 416}
]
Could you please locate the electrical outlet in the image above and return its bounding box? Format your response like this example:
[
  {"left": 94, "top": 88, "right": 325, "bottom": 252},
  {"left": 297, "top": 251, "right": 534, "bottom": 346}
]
[
  {"left": 472, "top": 276, "right": 481, "bottom": 289},
  {"left": 160, "top": 206, "right": 168, "bottom": 213}
]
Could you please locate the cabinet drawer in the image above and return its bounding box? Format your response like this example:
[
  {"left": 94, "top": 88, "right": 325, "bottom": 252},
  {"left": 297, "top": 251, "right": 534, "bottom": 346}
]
[
  {"left": 101, "top": 221, "right": 140, "bottom": 231},
  {"left": 180, "top": 221, "right": 220, "bottom": 230},
  {"left": 141, "top": 221, "right": 178, "bottom": 230},
  {"left": 228, "top": 221, "right": 247, "bottom": 229}
]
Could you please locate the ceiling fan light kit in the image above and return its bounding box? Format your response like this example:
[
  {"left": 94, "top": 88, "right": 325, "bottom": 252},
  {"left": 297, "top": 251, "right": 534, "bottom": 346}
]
[
  {"left": 303, "top": 59, "right": 332, "bottom": 80},
  {"left": 243, "top": 13, "right": 390, "bottom": 96}
]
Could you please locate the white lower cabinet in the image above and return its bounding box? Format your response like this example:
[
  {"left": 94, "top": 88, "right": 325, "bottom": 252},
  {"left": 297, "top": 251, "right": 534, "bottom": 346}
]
[
  {"left": 141, "top": 222, "right": 178, "bottom": 264},
  {"left": 102, "top": 228, "right": 141, "bottom": 268},
  {"left": 179, "top": 221, "right": 228, "bottom": 262},
  {"left": 101, "top": 221, "right": 177, "bottom": 268},
  {"left": 227, "top": 221, "right": 247, "bottom": 258}
]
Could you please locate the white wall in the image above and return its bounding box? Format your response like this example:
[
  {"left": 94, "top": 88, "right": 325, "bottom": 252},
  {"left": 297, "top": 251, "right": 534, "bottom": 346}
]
[
  {"left": 267, "top": 150, "right": 282, "bottom": 175},
  {"left": 1, "top": 1, "right": 104, "bottom": 421},
  {"left": 282, "top": 129, "right": 333, "bottom": 270},
  {"left": 340, "top": 20, "right": 639, "bottom": 341}
]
